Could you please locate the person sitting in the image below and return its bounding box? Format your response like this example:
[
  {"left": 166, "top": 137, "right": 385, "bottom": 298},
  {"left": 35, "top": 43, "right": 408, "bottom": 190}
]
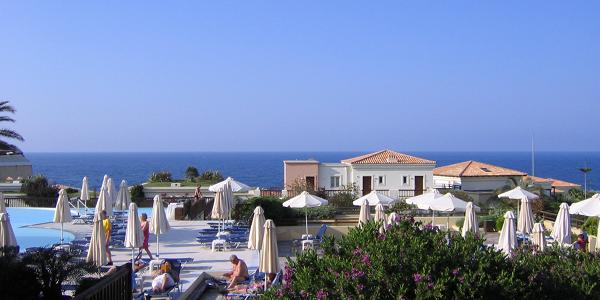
[
  {"left": 151, "top": 261, "right": 175, "bottom": 293},
  {"left": 222, "top": 255, "right": 249, "bottom": 289},
  {"left": 574, "top": 234, "right": 588, "bottom": 252}
]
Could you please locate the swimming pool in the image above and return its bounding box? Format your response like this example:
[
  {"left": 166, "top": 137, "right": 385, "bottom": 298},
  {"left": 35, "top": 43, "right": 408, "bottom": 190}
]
[{"left": 7, "top": 207, "right": 76, "bottom": 251}]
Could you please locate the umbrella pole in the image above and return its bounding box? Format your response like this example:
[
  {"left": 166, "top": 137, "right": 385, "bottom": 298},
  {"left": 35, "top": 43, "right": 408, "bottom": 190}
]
[
  {"left": 447, "top": 215, "right": 450, "bottom": 232},
  {"left": 61, "top": 222, "right": 64, "bottom": 244},
  {"left": 432, "top": 211, "right": 435, "bottom": 224},
  {"left": 157, "top": 234, "right": 160, "bottom": 258},
  {"left": 305, "top": 209, "right": 309, "bottom": 239}
]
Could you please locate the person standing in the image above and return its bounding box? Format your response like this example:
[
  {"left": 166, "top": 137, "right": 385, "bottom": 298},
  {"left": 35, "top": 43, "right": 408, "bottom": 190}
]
[
  {"left": 194, "top": 185, "right": 205, "bottom": 220},
  {"left": 101, "top": 210, "right": 113, "bottom": 265},
  {"left": 136, "top": 213, "right": 153, "bottom": 260}
]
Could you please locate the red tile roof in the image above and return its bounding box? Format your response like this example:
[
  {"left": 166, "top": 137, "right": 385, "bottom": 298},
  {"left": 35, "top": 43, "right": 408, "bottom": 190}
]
[
  {"left": 547, "top": 178, "right": 581, "bottom": 188},
  {"left": 341, "top": 150, "right": 435, "bottom": 165},
  {"left": 525, "top": 175, "right": 553, "bottom": 183},
  {"left": 433, "top": 160, "right": 527, "bottom": 177}
]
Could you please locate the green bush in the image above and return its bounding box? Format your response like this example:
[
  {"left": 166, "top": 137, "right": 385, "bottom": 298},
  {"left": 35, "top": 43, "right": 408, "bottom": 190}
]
[
  {"left": 130, "top": 185, "right": 145, "bottom": 205},
  {"left": 185, "top": 166, "right": 199, "bottom": 180},
  {"left": 265, "top": 218, "right": 600, "bottom": 300},
  {"left": 495, "top": 214, "right": 505, "bottom": 231},
  {"left": 327, "top": 191, "right": 354, "bottom": 207},
  {"left": 0, "top": 246, "right": 41, "bottom": 300},
  {"left": 20, "top": 175, "right": 58, "bottom": 197},
  {"left": 298, "top": 206, "right": 336, "bottom": 220},
  {"left": 582, "top": 217, "right": 599, "bottom": 235},
  {"left": 232, "top": 197, "right": 297, "bottom": 225},
  {"left": 199, "top": 170, "right": 224, "bottom": 181},
  {"left": 148, "top": 171, "right": 172, "bottom": 183}
]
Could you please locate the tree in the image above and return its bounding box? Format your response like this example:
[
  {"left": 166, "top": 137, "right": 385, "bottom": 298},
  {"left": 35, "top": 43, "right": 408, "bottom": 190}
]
[
  {"left": 185, "top": 166, "right": 199, "bottom": 180},
  {"left": 0, "top": 101, "right": 24, "bottom": 152},
  {"left": 579, "top": 165, "right": 592, "bottom": 197}
]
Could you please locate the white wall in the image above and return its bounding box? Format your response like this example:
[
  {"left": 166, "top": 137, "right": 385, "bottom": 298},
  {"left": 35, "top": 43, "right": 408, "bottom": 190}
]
[
  {"left": 318, "top": 164, "right": 350, "bottom": 190},
  {"left": 460, "top": 176, "right": 520, "bottom": 192},
  {"left": 350, "top": 164, "right": 435, "bottom": 194},
  {"left": 433, "top": 176, "right": 462, "bottom": 188}
]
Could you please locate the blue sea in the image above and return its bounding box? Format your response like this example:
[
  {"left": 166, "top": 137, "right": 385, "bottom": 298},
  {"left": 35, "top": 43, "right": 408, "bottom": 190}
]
[{"left": 25, "top": 152, "right": 599, "bottom": 191}]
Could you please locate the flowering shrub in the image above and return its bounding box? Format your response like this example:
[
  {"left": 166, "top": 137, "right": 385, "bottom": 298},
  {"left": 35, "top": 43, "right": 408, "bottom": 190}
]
[{"left": 264, "top": 217, "right": 600, "bottom": 299}]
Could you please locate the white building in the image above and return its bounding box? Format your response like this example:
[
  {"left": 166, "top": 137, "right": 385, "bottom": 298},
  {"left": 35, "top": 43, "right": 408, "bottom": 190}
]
[
  {"left": 433, "top": 160, "right": 526, "bottom": 192},
  {"left": 284, "top": 150, "right": 436, "bottom": 199}
]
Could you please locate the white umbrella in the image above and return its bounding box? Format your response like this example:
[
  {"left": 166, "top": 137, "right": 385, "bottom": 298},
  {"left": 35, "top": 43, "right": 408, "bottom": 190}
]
[
  {"left": 125, "top": 203, "right": 144, "bottom": 275},
  {"left": 498, "top": 211, "right": 517, "bottom": 256},
  {"left": 0, "top": 213, "right": 17, "bottom": 248},
  {"left": 570, "top": 194, "right": 600, "bottom": 251},
  {"left": 260, "top": 219, "right": 280, "bottom": 290},
  {"left": 80, "top": 177, "right": 90, "bottom": 215},
  {"left": 430, "top": 193, "right": 479, "bottom": 231},
  {"left": 211, "top": 191, "right": 228, "bottom": 233},
  {"left": 374, "top": 204, "right": 386, "bottom": 223},
  {"left": 461, "top": 202, "right": 478, "bottom": 238},
  {"left": 53, "top": 189, "right": 73, "bottom": 244},
  {"left": 0, "top": 192, "right": 6, "bottom": 214},
  {"left": 209, "top": 177, "right": 251, "bottom": 192},
  {"left": 353, "top": 191, "right": 396, "bottom": 206},
  {"left": 551, "top": 202, "right": 571, "bottom": 245},
  {"left": 532, "top": 222, "right": 547, "bottom": 252},
  {"left": 248, "top": 206, "right": 265, "bottom": 268},
  {"left": 387, "top": 212, "right": 400, "bottom": 225},
  {"left": 498, "top": 187, "right": 539, "bottom": 223},
  {"left": 94, "top": 186, "right": 113, "bottom": 217},
  {"left": 358, "top": 199, "right": 370, "bottom": 226},
  {"left": 114, "top": 180, "right": 131, "bottom": 211},
  {"left": 223, "top": 181, "right": 234, "bottom": 220},
  {"left": 86, "top": 212, "right": 107, "bottom": 267},
  {"left": 517, "top": 197, "right": 534, "bottom": 234},
  {"left": 282, "top": 191, "right": 328, "bottom": 237},
  {"left": 101, "top": 174, "right": 109, "bottom": 190},
  {"left": 106, "top": 177, "right": 117, "bottom": 209},
  {"left": 150, "top": 195, "right": 171, "bottom": 257},
  {"left": 405, "top": 188, "right": 443, "bottom": 210}
]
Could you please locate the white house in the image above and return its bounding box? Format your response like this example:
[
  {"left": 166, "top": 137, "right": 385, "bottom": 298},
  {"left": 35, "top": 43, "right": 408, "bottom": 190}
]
[
  {"left": 284, "top": 150, "right": 436, "bottom": 199},
  {"left": 433, "top": 160, "right": 526, "bottom": 192}
]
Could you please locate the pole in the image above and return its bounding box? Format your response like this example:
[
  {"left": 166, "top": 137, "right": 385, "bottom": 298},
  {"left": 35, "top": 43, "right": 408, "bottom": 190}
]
[
  {"left": 61, "top": 222, "right": 64, "bottom": 244},
  {"left": 265, "top": 274, "right": 268, "bottom": 291},
  {"left": 305, "top": 208, "right": 309, "bottom": 239},
  {"left": 156, "top": 234, "right": 160, "bottom": 258},
  {"left": 432, "top": 211, "right": 435, "bottom": 224},
  {"left": 584, "top": 172, "right": 588, "bottom": 197},
  {"left": 131, "top": 248, "right": 136, "bottom": 283}
]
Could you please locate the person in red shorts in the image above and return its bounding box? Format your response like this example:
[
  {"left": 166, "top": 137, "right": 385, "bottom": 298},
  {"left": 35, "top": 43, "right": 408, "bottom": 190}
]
[{"left": 136, "top": 213, "right": 153, "bottom": 260}]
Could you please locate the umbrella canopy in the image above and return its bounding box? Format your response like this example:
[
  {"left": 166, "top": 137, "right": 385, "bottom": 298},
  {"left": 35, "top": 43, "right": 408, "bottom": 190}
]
[
  {"left": 405, "top": 189, "right": 443, "bottom": 210},
  {"left": 358, "top": 199, "right": 370, "bottom": 226},
  {"left": 517, "top": 197, "right": 534, "bottom": 234},
  {"left": 570, "top": 194, "right": 600, "bottom": 216},
  {"left": 101, "top": 174, "right": 109, "bottom": 190},
  {"left": 106, "top": 178, "right": 117, "bottom": 208},
  {"left": 430, "top": 193, "right": 480, "bottom": 213},
  {"left": 551, "top": 202, "right": 571, "bottom": 245},
  {"left": 353, "top": 191, "right": 396, "bottom": 206},
  {"left": 387, "top": 212, "right": 400, "bottom": 225},
  {"left": 532, "top": 222, "right": 547, "bottom": 252},
  {"left": 95, "top": 186, "right": 113, "bottom": 217},
  {"left": 223, "top": 181, "right": 234, "bottom": 220},
  {"left": 80, "top": 176, "right": 90, "bottom": 202},
  {"left": 209, "top": 177, "right": 251, "bottom": 192},
  {"left": 498, "top": 186, "right": 540, "bottom": 200},
  {"left": 150, "top": 195, "right": 170, "bottom": 257},
  {"left": 498, "top": 211, "right": 517, "bottom": 255},
  {"left": 374, "top": 204, "right": 386, "bottom": 223},
  {"left": 283, "top": 191, "right": 328, "bottom": 237},
  {"left": 0, "top": 213, "right": 17, "bottom": 248},
  {"left": 125, "top": 203, "right": 144, "bottom": 248},
  {"left": 248, "top": 206, "right": 265, "bottom": 250},
  {"left": 86, "top": 213, "right": 107, "bottom": 267},
  {"left": 114, "top": 180, "right": 131, "bottom": 211},
  {"left": 0, "top": 192, "right": 6, "bottom": 214},
  {"left": 260, "top": 219, "right": 280, "bottom": 274},
  {"left": 461, "top": 202, "right": 478, "bottom": 238},
  {"left": 54, "top": 189, "right": 73, "bottom": 224},
  {"left": 211, "top": 191, "right": 227, "bottom": 220}
]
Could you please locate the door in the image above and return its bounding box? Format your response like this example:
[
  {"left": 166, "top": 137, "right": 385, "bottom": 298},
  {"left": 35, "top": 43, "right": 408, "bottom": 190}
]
[
  {"left": 362, "top": 176, "right": 372, "bottom": 195},
  {"left": 306, "top": 176, "right": 315, "bottom": 191},
  {"left": 414, "top": 176, "right": 424, "bottom": 196}
]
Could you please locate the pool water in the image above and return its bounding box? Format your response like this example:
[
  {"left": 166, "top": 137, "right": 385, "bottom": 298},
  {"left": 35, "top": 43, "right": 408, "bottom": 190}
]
[{"left": 7, "top": 207, "right": 76, "bottom": 251}]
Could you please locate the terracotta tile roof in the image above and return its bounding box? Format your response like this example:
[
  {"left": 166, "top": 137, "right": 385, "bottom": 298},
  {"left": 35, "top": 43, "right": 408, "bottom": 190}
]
[
  {"left": 525, "top": 175, "right": 553, "bottom": 183},
  {"left": 547, "top": 178, "right": 581, "bottom": 188},
  {"left": 433, "top": 160, "right": 527, "bottom": 177},
  {"left": 341, "top": 150, "right": 435, "bottom": 165}
]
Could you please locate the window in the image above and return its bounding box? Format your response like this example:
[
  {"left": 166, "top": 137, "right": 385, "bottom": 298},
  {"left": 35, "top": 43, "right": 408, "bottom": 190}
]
[
  {"left": 378, "top": 176, "right": 385, "bottom": 186},
  {"left": 402, "top": 176, "right": 408, "bottom": 185},
  {"left": 330, "top": 176, "right": 341, "bottom": 188}
]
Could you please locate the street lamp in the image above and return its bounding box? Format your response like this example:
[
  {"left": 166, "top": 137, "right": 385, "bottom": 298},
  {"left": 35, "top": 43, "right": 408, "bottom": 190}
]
[{"left": 579, "top": 166, "right": 592, "bottom": 197}]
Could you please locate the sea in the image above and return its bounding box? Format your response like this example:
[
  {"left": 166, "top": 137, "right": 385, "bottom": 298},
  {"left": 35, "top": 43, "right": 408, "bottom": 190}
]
[{"left": 25, "top": 152, "right": 599, "bottom": 191}]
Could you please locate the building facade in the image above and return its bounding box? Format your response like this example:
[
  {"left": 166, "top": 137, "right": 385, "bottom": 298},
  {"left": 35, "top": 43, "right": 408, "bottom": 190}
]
[{"left": 0, "top": 152, "right": 32, "bottom": 181}]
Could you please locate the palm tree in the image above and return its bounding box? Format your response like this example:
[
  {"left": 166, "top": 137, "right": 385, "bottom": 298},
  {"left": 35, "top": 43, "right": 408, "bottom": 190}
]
[
  {"left": 0, "top": 101, "right": 24, "bottom": 152},
  {"left": 579, "top": 165, "right": 592, "bottom": 197}
]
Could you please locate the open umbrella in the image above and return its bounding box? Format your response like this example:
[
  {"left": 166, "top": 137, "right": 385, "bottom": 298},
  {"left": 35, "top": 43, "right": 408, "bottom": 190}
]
[
  {"left": 358, "top": 199, "right": 370, "bottom": 226},
  {"left": 53, "top": 189, "right": 73, "bottom": 244},
  {"left": 283, "top": 191, "right": 328, "bottom": 238},
  {"left": 86, "top": 212, "right": 107, "bottom": 267},
  {"left": 498, "top": 211, "right": 517, "bottom": 255},
  {"left": 461, "top": 202, "right": 478, "bottom": 238},
  {"left": 209, "top": 177, "right": 251, "bottom": 192},
  {"left": 260, "top": 219, "right": 280, "bottom": 290},
  {"left": 248, "top": 206, "right": 265, "bottom": 267},
  {"left": 353, "top": 191, "right": 396, "bottom": 206},
  {"left": 551, "top": 202, "right": 571, "bottom": 245},
  {"left": 0, "top": 192, "right": 6, "bottom": 214},
  {"left": 570, "top": 194, "right": 600, "bottom": 251},
  {"left": 80, "top": 177, "right": 90, "bottom": 215},
  {"left": 150, "top": 195, "right": 170, "bottom": 257},
  {"left": 0, "top": 213, "right": 17, "bottom": 248},
  {"left": 532, "top": 222, "right": 547, "bottom": 252},
  {"left": 95, "top": 186, "right": 113, "bottom": 217},
  {"left": 125, "top": 203, "right": 144, "bottom": 275},
  {"left": 517, "top": 197, "right": 534, "bottom": 234},
  {"left": 498, "top": 187, "right": 539, "bottom": 222},
  {"left": 430, "top": 193, "right": 479, "bottom": 230},
  {"left": 405, "top": 189, "right": 443, "bottom": 223}
]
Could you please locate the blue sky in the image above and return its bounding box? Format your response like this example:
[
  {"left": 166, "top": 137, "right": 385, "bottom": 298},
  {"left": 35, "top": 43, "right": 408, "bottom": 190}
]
[{"left": 1, "top": 2, "right": 598, "bottom": 152}]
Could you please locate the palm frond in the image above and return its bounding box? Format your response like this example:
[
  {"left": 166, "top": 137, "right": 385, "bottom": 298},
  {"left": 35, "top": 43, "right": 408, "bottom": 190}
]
[
  {"left": 0, "top": 101, "right": 16, "bottom": 113},
  {"left": 0, "top": 116, "right": 15, "bottom": 123},
  {"left": 0, "top": 140, "right": 20, "bottom": 152},
  {"left": 0, "top": 129, "right": 24, "bottom": 141}
]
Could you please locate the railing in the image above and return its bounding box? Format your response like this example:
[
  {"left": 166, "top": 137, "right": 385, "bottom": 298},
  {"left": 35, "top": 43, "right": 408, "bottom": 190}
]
[
  {"left": 539, "top": 210, "right": 586, "bottom": 228},
  {"left": 260, "top": 188, "right": 426, "bottom": 200},
  {"left": 3, "top": 196, "right": 57, "bottom": 208},
  {"left": 73, "top": 263, "right": 132, "bottom": 300}
]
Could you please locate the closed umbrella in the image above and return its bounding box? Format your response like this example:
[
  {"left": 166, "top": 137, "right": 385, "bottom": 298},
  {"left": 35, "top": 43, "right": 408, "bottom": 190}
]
[
  {"left": 86, "top": 212, "right": 107, "bottom": 267},
  {"left": 0, "top": 213, "right": 17, "bottom": 248},
  {"left": 358, "top": 199, "right": 370, "bottom": 226},
  {"left": 223, "top": 181, "right": 234, "bottom": 221},
  {"left": 53, "top": 189, "right": 73, "bottom": 244},
  {"left": 150, "top": 195, "right": 170, "bottom": 257},
  {"left": 211, "top": 191, "right": 227, "bottom": 233},
  {"left": 551, "top": 202, "right": 571, "bottom": 245},
  {"left": 517, "top": 197, "right": 534, "bottom": 234},
  {"left": 0, "top": 192, "right": 6, "bottom": 214},
  {"left": 260, "top": 219, "right": 280, "bottom": 290},
  {"left": 114, "top": 180, "right": 131, "bottom": 211},
  {"left": 461, "top": 202, "right": 478, "bottom": 238},
  {"left": 101, "top": 174, "right": 109, "bottom": 190},
  {"left": 125, "top": 203, "right": 144, "bottom": 275},
  {"left": 498, "top": 211, "right": 517, "bottom": 256},
  {"left": 498, "top": 187, "right": 539, "bottom": 223},
  {"left": 106, "top": 178, "right": 117, "bottom": 209},
  {"left": 532, "top": 223, "right": 547, "bottom": 252},
  {"left": 95, "top": 186, "right": 112, "bottom": 217},
  {"left": 80, "top": 177, "right": 90, "bottom": 215},
  {"left": 387, "top": 212, "right": 400, "bottom": 226},
  {"left": 248, "top": 206, "right": 265, "bottom": 267},
  {"left": 209, "top": 177, "right": 251, "bottom": 192},
  {"left": 374, "top": 204, "right": 386, "bottom": 223},
  {"left": 282, "top": 191, "right": 328, "bottom": 238},
  {"left": 353, "top": 191, "right": 396, "bottom": 206}
]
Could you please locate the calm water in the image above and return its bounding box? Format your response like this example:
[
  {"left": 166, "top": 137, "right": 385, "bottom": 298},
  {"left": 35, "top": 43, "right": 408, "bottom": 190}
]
[
  {"left": 26, "top": 152, "right": 599, "bottom": 190},
  {"left": 7, "top": 207, "right": 75, "bottom": 251}
]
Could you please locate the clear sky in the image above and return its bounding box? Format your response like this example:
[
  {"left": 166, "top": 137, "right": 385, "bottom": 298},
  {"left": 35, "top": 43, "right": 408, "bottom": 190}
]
[{"left": 1, "top": 1, "right": 598, "bottom": 152}]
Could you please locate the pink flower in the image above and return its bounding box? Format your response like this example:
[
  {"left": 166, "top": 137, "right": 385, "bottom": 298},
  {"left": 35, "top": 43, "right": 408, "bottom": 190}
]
[
  {"left": 413, "top": 273, "right": 423, "bottom": 283},
  {"left": 316, "top": 289, "right": 329, "bottom": 299}
]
